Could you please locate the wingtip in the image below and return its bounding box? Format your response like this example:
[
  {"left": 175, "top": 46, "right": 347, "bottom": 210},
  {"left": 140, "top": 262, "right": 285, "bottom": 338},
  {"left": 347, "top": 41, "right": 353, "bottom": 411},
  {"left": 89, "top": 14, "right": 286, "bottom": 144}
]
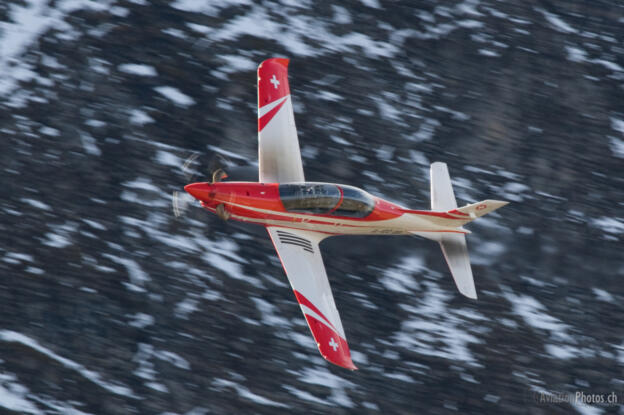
[
  {"left": 464, "top": 291, "right": 478, "bottom": 300},
  {"left": 318, "top": 339, "right": 358, "bottom": 370},
  {"left": 259, "top": 57, "right": 289, "bottom": 68},
  {"left": 458, "top": 284, "right": 478, "bottom": 300},
  {"left": 323, "top": 353, "right": 358, "bottom": 370},
  {"left": 345, "top": 361, "right": 359, "bottom": 371},
  {"left": 488, "top": 199, "right": 510, "bottom": 208}
]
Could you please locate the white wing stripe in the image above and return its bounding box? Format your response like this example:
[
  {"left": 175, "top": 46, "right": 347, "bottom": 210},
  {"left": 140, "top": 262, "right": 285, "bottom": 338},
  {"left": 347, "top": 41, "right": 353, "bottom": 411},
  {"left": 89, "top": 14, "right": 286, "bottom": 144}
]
[
  {"left": 258, "top": 95, "right": 288, "bottom": 117},
  {"left": 300, "top": 304, "right": 341, "bottom": 337}
]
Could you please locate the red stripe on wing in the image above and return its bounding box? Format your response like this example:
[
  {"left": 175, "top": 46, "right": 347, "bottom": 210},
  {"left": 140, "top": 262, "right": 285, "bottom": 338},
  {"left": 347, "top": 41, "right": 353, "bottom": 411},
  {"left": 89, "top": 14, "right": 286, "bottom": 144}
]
[
  {"left": 447, "top": 209, "right": 469, "bottom": 217},
  {"left": 294, "top": 290, "right": 339, "bottom": 333}
]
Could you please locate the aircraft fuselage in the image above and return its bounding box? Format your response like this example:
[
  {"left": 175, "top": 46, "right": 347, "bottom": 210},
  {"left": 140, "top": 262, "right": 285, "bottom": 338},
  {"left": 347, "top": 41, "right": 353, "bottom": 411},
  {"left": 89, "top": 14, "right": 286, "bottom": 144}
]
[{"left": 184, "top": 181, "right": 469, "bottom": 237}]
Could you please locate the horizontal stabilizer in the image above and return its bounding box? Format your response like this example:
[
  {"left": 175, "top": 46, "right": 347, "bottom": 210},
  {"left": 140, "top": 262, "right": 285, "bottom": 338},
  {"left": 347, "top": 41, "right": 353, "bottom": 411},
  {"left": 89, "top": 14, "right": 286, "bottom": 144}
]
[
  {"left": 439, "top": 233, "right": 476, "bottom": 299},
  {"left": 455, "top": 200, "right": 509, "bottom": 220}
]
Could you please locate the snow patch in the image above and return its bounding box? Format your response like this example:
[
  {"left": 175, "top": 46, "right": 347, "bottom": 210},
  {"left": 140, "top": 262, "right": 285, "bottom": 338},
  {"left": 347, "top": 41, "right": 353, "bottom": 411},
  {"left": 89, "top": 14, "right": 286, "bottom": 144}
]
[
  {"left": 332, "top": 6, "right": 352, "bottom": 24},
  {"left": 391, "top": 282, "right": 482, "bottom": 365},
  {"left": 505, "top": 292, "right": 572, "bottom": 338},
  {"left": 3, "top": 252, "right": 34, "bottom": 264},
  {"left": 406, "top": 118, "right": 440, "bottom": 142},
  {"left": 175, "top": 297, "right": 199, "bottom": 319},
  {"left": 171, "top": 0, "right": 251, "bottom": 15},
  {"left": 0, "top": 373, "right": 41, "bottom": 414},
  {"left": 0, "top": 0, "right": 116, "bottom": 97},
  {"left": 592, "top": 288, "right": 614, "bottom": 303},
  {"left": 80, "top": 132, "right": 101, "bottom": 156},
  {"left": 283, "top": 385, "right": 327, "bottom": 405},
  {"left": 118, "top": 63, "right": 157, "bottom": 76},
  {"left": 251, "top": 297, "right": 291, "bottom": 327},
  {"left": 154, "top": 86, "right": 195, "bottom": 107},
  {"left": 128, "top": 312, "right": 155, "bottom": 328},
  {"left": 20, "top": 198, "right": 51, "bottom": 211},
  {"left": 154, "top": 150, "right": 181, "bottom": 167},
  {"left": 123, "top": 178, "right": 161, "bottom": 193},
  {"left": 103, "top": 254, "right": 151, "bottom": 291},
  {"left": 503, "top": 291, "right": 590, "bottom": 360},
  {"left": 132, "top": 343, "right": 169, "bottom": 393},
  {"left": 379, "top": 256, "right": 423, "bottom": 294},
  {"left": 478, "top": 49, "right": 500, "bottom": 57},
  {"left": 591, "top": 217, "right": 624, "bottom": 235},
  {"left": 566, "top": 46, "right": 587, "bottom": 63},
  {"left": 82, "top": 219, "right": 106, "bottom": 231},
  {"left": 217, "top": 55, "right": 256, "bottom": 73},
  {"left": 43, "top": 232, "right": 71, "bottom": 248},
  {"left": 360, "top": 0, "right": 381, "bottom": 8},
  {"left": 501, "top": 181, "right": 531, "bottom": 202},
  {"left": 213, "top": 378, "right": 289, "bottom": 408},
  {"left": 40, "top": 126, "right": 60, "bottom": 136},
  {"left": 608, "top": 118, "right": 624, "bottom": 158},
  {"left": 297, "top": 367, "right": 355, "bottom": 407},
  {"left": 611, "top": 117, "right": 624, "bottom": 135},
  {"left": 593, "top": 59, "right": 623, "bottom": 72},
  {"left": 537, "top": 8, "right": 577, "bottom": 34},
  {"left": 129, "top": 109, "right": 155, "bottom": 125},
  {"left": 0, "top": 331, "right": 137, "bottom": 398}
]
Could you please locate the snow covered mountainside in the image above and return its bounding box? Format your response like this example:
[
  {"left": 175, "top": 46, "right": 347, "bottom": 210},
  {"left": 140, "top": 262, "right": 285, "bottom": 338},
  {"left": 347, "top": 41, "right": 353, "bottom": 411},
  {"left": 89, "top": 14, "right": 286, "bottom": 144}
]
[{"left": 1, "top": 0, "right": 623, "bottom": 413}]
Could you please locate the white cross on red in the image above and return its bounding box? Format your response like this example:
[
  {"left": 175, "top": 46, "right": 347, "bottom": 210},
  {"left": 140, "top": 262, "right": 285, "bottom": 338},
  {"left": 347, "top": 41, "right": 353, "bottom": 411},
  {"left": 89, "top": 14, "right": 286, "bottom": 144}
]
[
  {"left": 329, "top": 338, "right": 339, "bottom": 352},
  {"left": 270, "top": 74, "right": 280, "bottom": 89}
]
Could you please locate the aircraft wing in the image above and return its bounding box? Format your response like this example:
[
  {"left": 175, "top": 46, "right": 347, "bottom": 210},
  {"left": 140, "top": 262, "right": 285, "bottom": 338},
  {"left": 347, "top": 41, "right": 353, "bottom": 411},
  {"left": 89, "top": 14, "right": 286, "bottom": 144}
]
[
  {"left": 257, "top": 58, "right": 305, "bottom": 183},
  {"left": 266, "top": 226, "right": 356, "bottom": 370}
]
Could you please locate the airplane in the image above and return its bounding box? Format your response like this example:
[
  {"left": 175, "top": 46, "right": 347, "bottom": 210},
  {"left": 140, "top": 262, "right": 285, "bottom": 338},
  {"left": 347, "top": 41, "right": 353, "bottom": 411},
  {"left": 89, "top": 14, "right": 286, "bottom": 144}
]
[{"left": 181, "top": 58, "right": 508, "bottom": 370}]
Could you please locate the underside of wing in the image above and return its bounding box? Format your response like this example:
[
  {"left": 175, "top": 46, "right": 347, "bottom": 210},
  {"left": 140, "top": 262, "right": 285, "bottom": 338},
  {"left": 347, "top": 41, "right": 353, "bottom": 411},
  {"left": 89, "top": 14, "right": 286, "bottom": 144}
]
[
  {"left": 257, "top": 58, "right": 305, "bottom": 183},
  {"left": 266, "top": 226, "right": 356, "bottom": 370}
]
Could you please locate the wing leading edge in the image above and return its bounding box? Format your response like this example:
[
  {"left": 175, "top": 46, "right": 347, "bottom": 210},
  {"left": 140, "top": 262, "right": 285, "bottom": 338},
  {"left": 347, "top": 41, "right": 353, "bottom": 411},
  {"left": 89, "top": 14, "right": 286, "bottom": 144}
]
[
  {"left": 266, "top": 226, "right": 357, "bottom": 370},
  {"left": 257, "top": 58, "right": 305, "bottom": 183}
]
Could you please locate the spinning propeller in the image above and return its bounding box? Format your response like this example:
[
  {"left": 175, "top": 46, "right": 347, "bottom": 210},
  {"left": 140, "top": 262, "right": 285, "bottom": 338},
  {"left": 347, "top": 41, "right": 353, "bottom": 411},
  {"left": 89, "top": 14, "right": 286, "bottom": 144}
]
[
  {"left": 172, "top": 152, "right": 199, "bottom": 218},
  {"left": 172, "top": 152, "right": 255, "bottom": 220}
]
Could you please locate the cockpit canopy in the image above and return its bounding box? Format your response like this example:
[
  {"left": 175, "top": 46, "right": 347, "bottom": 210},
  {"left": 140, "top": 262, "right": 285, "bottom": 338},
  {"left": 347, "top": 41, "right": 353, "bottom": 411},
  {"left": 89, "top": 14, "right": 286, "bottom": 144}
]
[{"left": 279, "top": 183, "right": 375, "bottom": 218}]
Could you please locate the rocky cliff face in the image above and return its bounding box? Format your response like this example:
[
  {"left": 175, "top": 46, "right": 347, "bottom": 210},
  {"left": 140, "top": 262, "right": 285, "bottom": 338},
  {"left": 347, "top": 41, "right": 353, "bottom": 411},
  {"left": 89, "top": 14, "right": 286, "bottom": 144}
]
[{"left": 1, "top": 0, "right": 623, "bottom": 414}]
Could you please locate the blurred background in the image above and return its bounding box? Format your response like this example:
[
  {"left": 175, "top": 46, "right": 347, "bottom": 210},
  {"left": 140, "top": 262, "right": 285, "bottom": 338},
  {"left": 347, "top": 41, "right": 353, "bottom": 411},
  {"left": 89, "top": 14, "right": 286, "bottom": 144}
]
[{"left": 1, "top": 0, "right": 623, "bottom": 414}]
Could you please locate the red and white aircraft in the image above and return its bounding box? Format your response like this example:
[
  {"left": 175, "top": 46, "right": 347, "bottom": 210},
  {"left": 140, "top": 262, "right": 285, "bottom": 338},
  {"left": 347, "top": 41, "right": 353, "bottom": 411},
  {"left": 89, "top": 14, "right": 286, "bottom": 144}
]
[{"left": 184, "top": 58, "right": 508, "bottom": 370}]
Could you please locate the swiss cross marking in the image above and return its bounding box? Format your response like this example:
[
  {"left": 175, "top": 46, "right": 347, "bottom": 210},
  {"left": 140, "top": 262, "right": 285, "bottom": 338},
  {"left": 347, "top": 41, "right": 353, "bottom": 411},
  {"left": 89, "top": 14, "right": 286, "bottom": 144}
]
[
  {"left": 270, "top": 74, "right": 280, "bottom": 89},
  {"left": 329, "top": 338, "right": 339, "bottom": 352}
]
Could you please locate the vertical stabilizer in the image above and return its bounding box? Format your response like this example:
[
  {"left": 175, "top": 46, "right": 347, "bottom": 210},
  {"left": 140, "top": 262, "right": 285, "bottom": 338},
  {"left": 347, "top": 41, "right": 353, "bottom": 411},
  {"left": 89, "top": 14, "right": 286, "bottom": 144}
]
[
  {"left": 430, "top": 162, "right": 477, "bottom": 299},
  {"left": 430, "top": 162, "right": 457, "bottom": 211}
]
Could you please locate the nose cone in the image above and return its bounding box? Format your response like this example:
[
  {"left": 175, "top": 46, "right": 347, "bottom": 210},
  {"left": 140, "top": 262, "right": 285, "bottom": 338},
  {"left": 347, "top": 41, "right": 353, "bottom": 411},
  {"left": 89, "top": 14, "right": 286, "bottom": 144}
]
[{"left": 184, "top": 183, "right": 211, "bottom": 201}]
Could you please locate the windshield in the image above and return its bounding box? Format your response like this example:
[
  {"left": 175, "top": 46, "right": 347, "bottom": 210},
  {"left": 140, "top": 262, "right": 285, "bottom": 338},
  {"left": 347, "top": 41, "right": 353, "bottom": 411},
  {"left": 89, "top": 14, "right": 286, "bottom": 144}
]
[{"left": 279, "top": 183, "right": 375, "bottom": 217}]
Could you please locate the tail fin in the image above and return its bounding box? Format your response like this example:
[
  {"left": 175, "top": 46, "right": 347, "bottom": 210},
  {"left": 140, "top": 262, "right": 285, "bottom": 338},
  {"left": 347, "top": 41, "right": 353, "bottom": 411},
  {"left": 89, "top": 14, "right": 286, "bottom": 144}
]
[
  {"left": 429, "top": 162, "right": 508, "bottom": 299},
  {"left": 430, "top": 162, "right": 457, "bottom": 211},
  {"left": 454, "top": 200, "right": 509, "bottom": 220}
]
